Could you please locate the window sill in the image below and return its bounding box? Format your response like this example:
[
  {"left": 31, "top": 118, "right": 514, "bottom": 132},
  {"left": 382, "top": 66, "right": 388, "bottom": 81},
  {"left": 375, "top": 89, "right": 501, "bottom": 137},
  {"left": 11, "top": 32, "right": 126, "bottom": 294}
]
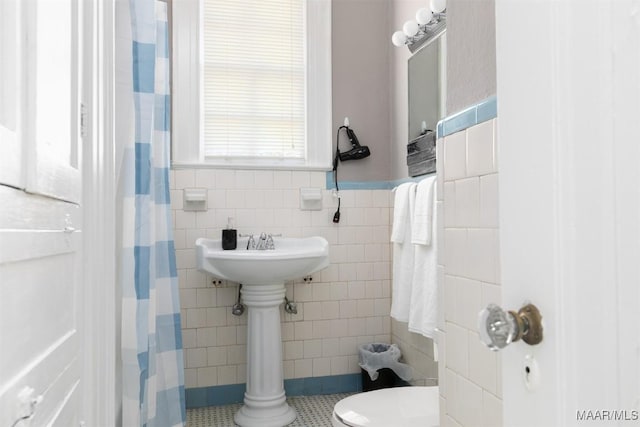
[{"left": 171, "top": 161, "right": 332, "bottom": 172}]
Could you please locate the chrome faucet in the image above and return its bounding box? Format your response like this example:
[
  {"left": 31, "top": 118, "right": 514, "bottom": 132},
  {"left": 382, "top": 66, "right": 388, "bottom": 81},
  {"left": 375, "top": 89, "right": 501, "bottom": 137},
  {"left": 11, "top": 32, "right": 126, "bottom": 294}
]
[{"left": 242, "top": 232, "right": 281, "bottom": 250}]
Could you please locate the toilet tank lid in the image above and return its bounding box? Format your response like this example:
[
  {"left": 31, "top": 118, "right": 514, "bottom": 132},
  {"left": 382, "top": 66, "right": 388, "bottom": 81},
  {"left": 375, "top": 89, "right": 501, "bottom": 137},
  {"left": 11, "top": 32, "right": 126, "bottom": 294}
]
[{"left": 333, "top": 386, "right": 439, "bottom": 427}]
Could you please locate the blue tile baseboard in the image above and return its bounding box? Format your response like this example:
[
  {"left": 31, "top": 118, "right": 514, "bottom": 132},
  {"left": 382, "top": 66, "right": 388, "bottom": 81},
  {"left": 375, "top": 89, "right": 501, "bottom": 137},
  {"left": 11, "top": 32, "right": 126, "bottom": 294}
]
[
  {"left": 186, "top": 373, "right": 363, "bottom": 408},
  {"left": 186, "top": 383, "right": 245, "bottom": 408},
  {"left": 437, "top": 95, "right": 497, "bottom": 139},
  {"left": 284, "top": 373, "right": 362, "bottom": 397}
]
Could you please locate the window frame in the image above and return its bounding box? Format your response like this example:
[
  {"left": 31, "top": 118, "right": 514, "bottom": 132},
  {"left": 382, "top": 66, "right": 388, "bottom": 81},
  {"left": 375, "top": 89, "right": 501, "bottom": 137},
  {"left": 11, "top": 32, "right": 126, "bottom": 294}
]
[{"left": 171, "top": 0, "right": 332, "bottom": 170}]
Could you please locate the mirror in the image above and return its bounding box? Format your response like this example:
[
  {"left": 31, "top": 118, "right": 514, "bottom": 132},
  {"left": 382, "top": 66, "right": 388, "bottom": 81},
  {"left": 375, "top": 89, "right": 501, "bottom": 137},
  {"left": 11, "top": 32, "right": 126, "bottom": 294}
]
[{"left": 408, "top": 31, "right": 446, "bottom": 142}]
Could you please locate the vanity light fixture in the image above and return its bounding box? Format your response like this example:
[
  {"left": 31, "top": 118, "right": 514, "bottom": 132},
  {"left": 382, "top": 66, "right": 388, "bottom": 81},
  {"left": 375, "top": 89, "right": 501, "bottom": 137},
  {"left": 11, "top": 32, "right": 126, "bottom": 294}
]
[{"left": 392, "top": 0, "right": 446, "bottom": 52}]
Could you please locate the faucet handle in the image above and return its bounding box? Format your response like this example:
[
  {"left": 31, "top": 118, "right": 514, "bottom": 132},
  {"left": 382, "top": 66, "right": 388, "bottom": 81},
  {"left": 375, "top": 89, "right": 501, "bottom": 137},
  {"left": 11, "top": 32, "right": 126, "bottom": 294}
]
[
  {"left": 266, "top": 235, "right": 275, "bottom": 250},
  {"left": 245, "top": 234, "right": 256, "bottom": 250},
  {"left": 266, "top": 233, "right": 281, "bottom": 250}
]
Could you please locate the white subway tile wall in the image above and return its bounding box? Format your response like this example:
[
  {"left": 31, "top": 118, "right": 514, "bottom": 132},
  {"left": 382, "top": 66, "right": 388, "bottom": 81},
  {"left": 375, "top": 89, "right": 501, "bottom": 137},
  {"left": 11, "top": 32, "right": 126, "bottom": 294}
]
[
  {"left": 439, "top": 118, "right": 503, "bottom": 427},
  {"left": 170, "top": 170, "right": 395, "bottom": 389},
  {"left": 390, "top": 319, "right": 438, "bottom": 385}
]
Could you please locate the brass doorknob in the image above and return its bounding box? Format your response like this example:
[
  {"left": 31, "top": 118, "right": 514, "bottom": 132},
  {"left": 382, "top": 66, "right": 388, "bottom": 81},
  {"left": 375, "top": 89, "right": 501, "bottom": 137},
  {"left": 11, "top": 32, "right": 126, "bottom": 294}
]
[{"left": 478, "top": 303, "right": 543, "bottom": 351}]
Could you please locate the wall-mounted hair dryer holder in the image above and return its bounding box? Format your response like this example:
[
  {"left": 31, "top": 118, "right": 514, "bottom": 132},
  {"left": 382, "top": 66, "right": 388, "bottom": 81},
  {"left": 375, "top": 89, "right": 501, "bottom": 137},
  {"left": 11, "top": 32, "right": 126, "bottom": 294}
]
[
  {"left": 332, "top": 118, "right": 371, "bottom": 223},
  {"left": 338, "top": 127, "right": 371, "bottom": 161}
]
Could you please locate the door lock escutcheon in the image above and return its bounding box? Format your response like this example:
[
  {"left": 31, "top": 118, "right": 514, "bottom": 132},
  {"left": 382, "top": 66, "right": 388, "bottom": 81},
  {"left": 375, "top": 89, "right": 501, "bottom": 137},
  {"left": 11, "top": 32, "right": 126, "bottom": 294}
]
[{"left": 478, "top": 303, "right": 543, "bottom": 351}]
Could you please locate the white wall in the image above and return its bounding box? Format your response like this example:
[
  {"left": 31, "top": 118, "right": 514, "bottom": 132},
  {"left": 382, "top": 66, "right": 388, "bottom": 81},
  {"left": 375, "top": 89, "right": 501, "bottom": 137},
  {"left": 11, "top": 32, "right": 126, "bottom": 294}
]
[
  {"left": 332, "top": 0, "right": 392, "bottom": 182},
  {"left": 170, "top": 169, "right": 393, "bottom": 388},
  {"left": 438, "top": 119, "right": 502, "bottom": 427},
  {"left": 445, "top": 0, "right": 496, "bottom": 115},
  {"left": 390, "top": 319, "right": 438, "bottom": 386}
]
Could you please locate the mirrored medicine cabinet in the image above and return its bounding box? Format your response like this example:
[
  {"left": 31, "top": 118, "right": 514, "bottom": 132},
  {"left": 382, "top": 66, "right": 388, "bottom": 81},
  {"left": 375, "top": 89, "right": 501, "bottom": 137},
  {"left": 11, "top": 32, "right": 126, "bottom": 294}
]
[{"left": 408, "top": 31, "right": 447, "bottom": 142}]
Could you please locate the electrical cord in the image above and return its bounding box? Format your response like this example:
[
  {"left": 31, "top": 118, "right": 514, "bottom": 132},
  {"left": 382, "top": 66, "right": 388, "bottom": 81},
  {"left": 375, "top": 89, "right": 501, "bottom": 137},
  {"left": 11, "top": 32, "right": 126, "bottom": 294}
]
[{"left": 332, "top": 126, "right": 347, "bottom": 223}]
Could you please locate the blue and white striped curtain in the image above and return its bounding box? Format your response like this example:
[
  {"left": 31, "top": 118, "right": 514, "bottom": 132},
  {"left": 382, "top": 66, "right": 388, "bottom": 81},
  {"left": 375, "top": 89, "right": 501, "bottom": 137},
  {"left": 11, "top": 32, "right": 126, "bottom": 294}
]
[{"left": 121, "top": 1, "right": 186, "bottom": 426}]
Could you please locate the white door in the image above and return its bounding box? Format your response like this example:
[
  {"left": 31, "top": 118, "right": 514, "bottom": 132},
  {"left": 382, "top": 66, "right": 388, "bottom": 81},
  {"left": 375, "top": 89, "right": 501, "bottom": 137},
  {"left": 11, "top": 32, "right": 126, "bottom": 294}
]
[
  {"left": 495, "top": 1, "right": 640, "bottom": 426},
  {"left": 0, "top": 0, "right": 85, "bottom": 425},
  {"left": 0, "top": 0, "right": 24, "bottom": 189},
  {"left": 25, "top": 0, "right": 82, "bottom": 203}
]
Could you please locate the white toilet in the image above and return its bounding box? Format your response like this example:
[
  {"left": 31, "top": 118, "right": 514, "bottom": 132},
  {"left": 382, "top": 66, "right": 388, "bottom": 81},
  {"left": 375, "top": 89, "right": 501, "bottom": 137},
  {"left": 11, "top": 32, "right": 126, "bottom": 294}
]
[{"left": 331, "top": 386, "right": 439, "bottom": 427}]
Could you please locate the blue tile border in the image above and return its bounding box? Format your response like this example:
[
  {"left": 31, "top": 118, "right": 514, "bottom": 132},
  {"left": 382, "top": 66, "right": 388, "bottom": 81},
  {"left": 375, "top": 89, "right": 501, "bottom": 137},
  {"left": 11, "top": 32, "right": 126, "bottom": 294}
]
[
  {"left": 476, "top": 96, "right": 498, "bottom": 124},
  {"left": 437, "top": 95, "right": 497, "bottom": 139},
  {"left": 325, "top": 172, "right": 435, "bottom": 190},
  {"left": 186, "top": 373, "right": 363, "bottom": 408}
]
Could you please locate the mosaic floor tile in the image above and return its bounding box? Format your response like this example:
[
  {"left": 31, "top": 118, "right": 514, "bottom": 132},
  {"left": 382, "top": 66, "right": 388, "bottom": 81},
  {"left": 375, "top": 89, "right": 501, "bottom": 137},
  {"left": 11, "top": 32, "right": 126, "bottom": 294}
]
[{"left": 187, "top": 393, "right": 352, "bottom": 427}]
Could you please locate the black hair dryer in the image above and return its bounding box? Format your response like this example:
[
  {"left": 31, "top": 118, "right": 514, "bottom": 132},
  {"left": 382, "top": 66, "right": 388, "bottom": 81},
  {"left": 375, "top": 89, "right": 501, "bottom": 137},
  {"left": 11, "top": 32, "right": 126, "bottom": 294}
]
[{"left": 338, "top": 118, "right": 371, "bottom": 161}]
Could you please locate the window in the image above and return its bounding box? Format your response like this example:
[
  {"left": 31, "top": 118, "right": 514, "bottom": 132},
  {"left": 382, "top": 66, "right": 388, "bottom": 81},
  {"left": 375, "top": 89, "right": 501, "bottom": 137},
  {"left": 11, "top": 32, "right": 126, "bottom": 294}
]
[{"left": 172, "top": 0, "right": 332, "bottom": 170}]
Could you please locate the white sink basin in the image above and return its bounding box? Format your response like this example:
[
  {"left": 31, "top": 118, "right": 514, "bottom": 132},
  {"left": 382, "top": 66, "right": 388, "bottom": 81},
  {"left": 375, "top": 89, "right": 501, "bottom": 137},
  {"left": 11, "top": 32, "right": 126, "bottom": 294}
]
[{"left": 196, "top": 236, "right": 329, "bottom": 284}]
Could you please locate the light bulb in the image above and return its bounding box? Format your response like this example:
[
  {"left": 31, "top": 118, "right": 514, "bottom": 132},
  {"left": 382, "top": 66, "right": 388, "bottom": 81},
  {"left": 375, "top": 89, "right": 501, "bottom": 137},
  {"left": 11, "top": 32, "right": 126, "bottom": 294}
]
[
  {"left": 416, "top": 8, "right": 433, "bottom": 25},
  {"left": 430, "top": 0, "right": 446, "bottom": 13},
  {"left": 403, "top": 20, "right": 419, "bottom": 37},
  {"left": 392, "top": 30, "right": 408, "bottom": 47}
]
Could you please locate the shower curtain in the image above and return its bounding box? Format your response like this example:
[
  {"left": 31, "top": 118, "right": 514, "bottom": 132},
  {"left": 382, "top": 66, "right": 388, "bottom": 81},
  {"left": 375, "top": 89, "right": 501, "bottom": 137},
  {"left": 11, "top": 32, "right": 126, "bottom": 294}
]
[{"left": 121, "top": 1, "right": 186, "bottom": 426}]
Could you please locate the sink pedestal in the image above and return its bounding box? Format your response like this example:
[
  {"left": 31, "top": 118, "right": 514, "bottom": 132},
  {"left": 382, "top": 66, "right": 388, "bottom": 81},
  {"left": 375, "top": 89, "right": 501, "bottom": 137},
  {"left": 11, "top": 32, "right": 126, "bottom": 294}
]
[
  {"left": 234, "top": 283, "right": 296, "bottom": 427},
  {"left": 195, "top": 236, "right": 329, "bottom": 426}
]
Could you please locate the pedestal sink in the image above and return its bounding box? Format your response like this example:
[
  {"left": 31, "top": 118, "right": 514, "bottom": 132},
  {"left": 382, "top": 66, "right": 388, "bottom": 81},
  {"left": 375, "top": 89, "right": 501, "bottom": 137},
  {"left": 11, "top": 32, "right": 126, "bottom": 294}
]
[{"left": 195, "top": 236, "right": 329, "bottom": 427}]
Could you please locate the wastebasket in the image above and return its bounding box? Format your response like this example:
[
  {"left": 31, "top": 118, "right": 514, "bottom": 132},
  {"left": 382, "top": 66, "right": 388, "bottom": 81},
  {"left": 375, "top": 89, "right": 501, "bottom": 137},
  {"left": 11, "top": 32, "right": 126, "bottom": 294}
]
[{"left": 358, "top": 343, "right": 413, "bottom": 392}]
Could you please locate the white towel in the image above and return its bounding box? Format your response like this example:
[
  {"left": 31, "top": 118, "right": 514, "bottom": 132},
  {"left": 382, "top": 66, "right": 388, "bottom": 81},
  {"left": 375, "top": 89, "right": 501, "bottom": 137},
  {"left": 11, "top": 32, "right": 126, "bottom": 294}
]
[
  {"left": 411, "top": 176, "right": 436, "bottom": 245},
  {"left": 390, "top": 183, "right": 416, "bottom": 243},
  {"left": 390, "top": 182, "right": 417, "bottom": 322},
  {"left": 408, "top": 185, "right": 438, "bottom": 338}
]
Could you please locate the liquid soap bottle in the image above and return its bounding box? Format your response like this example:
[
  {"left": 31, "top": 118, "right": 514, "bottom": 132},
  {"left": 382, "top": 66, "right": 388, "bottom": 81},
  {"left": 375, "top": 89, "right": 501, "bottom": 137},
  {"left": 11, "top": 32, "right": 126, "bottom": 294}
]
[{"left": 222, "top": 217, "right": 237, "bottom": 250}]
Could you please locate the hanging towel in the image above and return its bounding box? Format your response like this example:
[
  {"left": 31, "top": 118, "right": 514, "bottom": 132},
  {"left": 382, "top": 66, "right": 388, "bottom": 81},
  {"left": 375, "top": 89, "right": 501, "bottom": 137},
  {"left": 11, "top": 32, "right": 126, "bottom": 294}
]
[
  {"left": 390, "top": 182, "right": 417, "bottom": 322},
  {"left": 391, "top": 182, "right": 416, "bottom": 243},
  {"left": 411, "top": 176, "right": 436, "bottom": 246},
  {"left": 408, "top": 182, "right": 438, "bottom": 338}
]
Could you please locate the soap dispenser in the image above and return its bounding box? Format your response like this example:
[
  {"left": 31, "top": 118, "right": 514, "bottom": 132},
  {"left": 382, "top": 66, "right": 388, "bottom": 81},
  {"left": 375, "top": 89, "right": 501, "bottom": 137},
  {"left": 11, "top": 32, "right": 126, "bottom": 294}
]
[{"left": 222, "top": 217, "right": 237, "bottom": 250}]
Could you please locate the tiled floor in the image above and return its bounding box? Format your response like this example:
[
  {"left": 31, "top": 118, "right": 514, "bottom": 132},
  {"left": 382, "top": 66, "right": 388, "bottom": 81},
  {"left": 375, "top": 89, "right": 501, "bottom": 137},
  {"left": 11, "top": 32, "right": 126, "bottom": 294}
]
[{"left": 186, "top": 393, "right": 352, "bottom": 427}]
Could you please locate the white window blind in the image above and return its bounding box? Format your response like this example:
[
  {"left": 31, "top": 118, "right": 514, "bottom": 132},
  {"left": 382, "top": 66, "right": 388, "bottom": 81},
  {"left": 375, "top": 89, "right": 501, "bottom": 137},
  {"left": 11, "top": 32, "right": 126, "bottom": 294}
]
[{"left": 203, "top": 0, "right": 306, "bottom": 161}]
